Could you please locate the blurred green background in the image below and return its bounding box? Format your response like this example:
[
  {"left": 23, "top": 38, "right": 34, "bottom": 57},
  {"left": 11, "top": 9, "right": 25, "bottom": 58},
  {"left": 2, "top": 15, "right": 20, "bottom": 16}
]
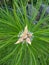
[{"left": 0, "top": 0, "right": 49, "bottom": 7}]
